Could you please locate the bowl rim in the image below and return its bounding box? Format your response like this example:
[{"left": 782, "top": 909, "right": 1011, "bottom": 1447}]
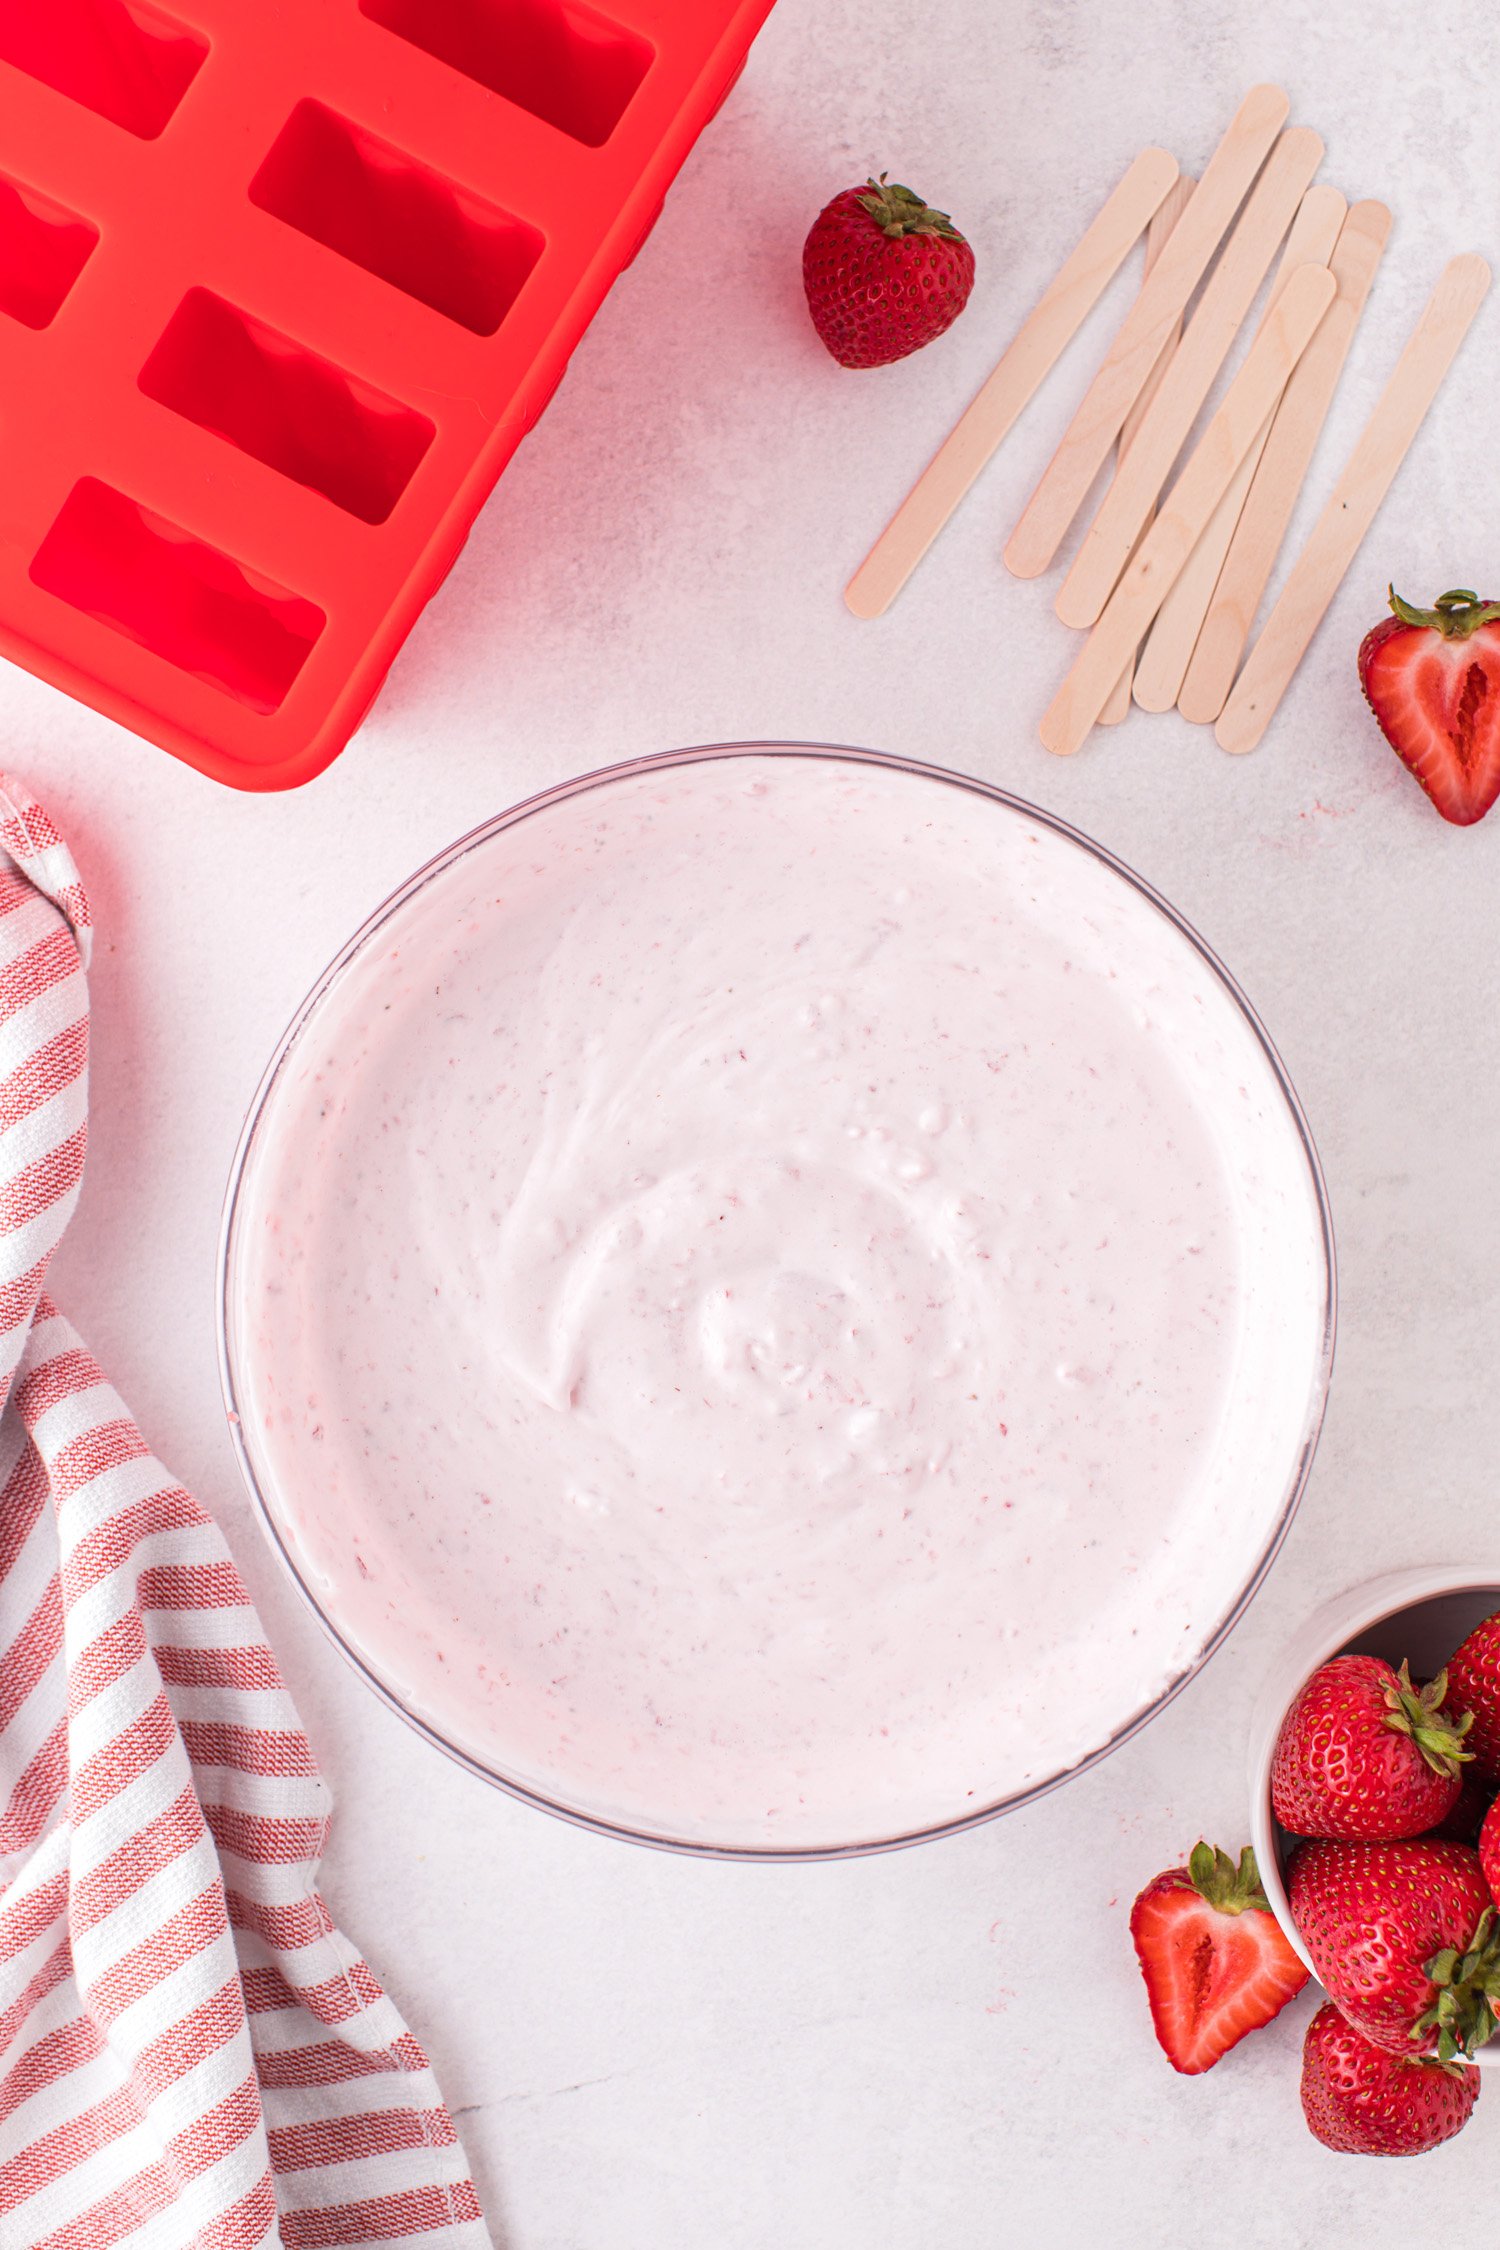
[
  {"left": 218, "top": 739, "right": 1339, "bottom": 1860},
  {"left": 1247, "top": 1564, "right": 1500, "bottom": 2061}
]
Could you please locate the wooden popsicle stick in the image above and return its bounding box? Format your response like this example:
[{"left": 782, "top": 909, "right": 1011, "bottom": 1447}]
[
  {"left": 1005, "top": 83, "right": 1290, "bottom": 581},
  {"left": 842, "top": 149, "right": 1180, "bottom": 620},
  {"left": 1129, "top": 182, "right": 1347, "bottom": 711},
  {"left": 1099, "top": 175, "right": 1197, "bottom": 724},
  {"left": 1177, "top": 200, "right": 1392, "bottom": 724},
  {"left": 1056, "top": 126, "right": 1324, "bottom": 628},
  {"left": 1215, "top": 252, "right": 1489, "bottom": 754},
  {"left": 1039, "top": 263, "right": 1336, "bottom": 756}
]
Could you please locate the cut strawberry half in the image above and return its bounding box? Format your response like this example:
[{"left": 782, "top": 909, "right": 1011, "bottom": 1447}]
[
  {"left": 1359, "top": 587, "right": 1500, "bottom": 826},
  {"left": 1129, "top": 1843, "right": 1309, "bottom": 2074}
]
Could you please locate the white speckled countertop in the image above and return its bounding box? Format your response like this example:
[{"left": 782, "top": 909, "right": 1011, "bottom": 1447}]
[{"left": 25, "top": 0, "right": 1500, "bottom": 2239}]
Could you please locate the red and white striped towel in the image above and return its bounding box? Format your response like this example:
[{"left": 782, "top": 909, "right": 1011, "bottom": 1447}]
[{"left": 0, "top": 782, "right": 493, "bottom": 2249}]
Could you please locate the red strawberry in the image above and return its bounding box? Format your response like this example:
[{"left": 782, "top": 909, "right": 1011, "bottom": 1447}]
[
  {"left": 1358, "top": 586, "right": 1500, "bottom": 825},
  {"left": 1443, "top": 1609, "right": 1500, "bottom": 1782},
  {"left": 1428, "top": 1767, "right": 1494, "bottom": 1847},
  {"left": 1300, "top": 2003, "right": 1479, "bottom": 2156},
  {"left": 1271, "top": 1655, "right": 1472, "bottom": 1841},
  {"left": 1288, "top": 1838, "right": 1499, "bottom": 2059},
  {"left": 1129, "top": 1842, "right": 1308, "bottom": 2074},
  {"left": 1479, "top": 1796, "right": 1500, "bottom": 1905},
  {"left": 802, "top": 175, "right": 975, "bottom": 369}
]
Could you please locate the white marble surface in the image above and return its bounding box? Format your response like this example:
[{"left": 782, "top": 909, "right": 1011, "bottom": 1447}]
[{"left": 18, "top": 0, "right": 1500, "bottom": 2237}]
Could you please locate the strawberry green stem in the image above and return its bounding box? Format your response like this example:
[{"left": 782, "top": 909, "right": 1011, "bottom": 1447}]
[
  {"left": 1382, "top": 1661, "right": 1474, "bottom": 1780},
  {"left": 1418, "top": 1908, "right": 1500, "bottom": 2061},
  {"left": 1389, "top": 587, "right": 1500, "bottom": 639},
  {"left": 855, "top": 175, "right": 966, "bottom": 241},
  {"left": 1186, "top": 1842, "right": 1271, "bottom": 1915}
]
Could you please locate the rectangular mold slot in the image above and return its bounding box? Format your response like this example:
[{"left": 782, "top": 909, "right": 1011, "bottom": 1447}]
[
  {"left": 358, "top": 0, "right": 652, "bottom": 148},
  {"left": 31, "top": 479, "right": 324, "bottom": 714},
  {"left": 250, "top": 101, "right": 544, "bottom": 338},
  {"left": 140, "top": 291, "right": 436, "bottom": 526},
  {"left": 0, "top": 175, "right": 98, "bottom": 329},
  {"left": 0, "top": 0, "right": 208, "bottom": 140}
]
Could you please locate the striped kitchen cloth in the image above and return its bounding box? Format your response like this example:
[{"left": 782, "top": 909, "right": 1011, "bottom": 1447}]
[{"left": 0, "top": 780, "right": 493, "bottom": 2249}]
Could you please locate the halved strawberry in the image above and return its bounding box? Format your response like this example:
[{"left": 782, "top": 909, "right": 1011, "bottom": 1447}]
[
  {"left": 1358, "top": 586, "right": 1500, "bottom": 825},
  {"left": 1130, "top": 1842, "right": 1309, "bottom": 2074}
]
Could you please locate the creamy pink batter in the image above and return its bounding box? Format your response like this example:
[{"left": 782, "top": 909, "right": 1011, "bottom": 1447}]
[{"left": 228, "top": 753, "right": 1329, "bottom": 1849}]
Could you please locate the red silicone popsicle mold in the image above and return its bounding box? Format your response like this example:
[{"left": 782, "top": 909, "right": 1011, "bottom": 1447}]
[{"left": 0, "top": 0, "right": 776, "bottom": 789}]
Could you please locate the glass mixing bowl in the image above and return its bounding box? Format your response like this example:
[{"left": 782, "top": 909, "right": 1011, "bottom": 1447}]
[{"left": 220, "top": 743, "right": 1336, "bottom": 1858}]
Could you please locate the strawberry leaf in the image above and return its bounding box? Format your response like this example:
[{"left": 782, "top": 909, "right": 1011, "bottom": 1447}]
[
  {"left": 1416, "top": 1907, "right": 1500, "bottom": 2058},
  {"left": 854, "top": 175, "right": 966, "bottom": 242},
  {"left": 1187, "top": 1841, "right": 1272, "bottom": 1915},
  {"left": 1382, "top": 1660, "right": 1475, "bottom": 1779},
  {"left": 1389, "top": 586, "right": 1500, "bottom": 640}
]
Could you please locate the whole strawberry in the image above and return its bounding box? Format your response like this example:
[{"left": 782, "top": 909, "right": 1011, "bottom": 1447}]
[
  {"left": 1479, "top": 1796, "right": 1500, "bottom": 1905},
  {"left": 1359, "top": 586, "right": 1500, "bottom": 825},
  {"left": 1289, "top": 1837, "right": 1498, "bottom": 2059},
  {"left": 1428, "top": 1766, "right": 1494, "bottom": 1847},
  {"left": 802, "top": 175, "right": 975, "bottom": 369},
  {"left": 1301, "top": 2003, "right": 1479, "bottom": 2156},
  {"left": 1444, "top": 1609, "right": 1500, "bottom": 1781},
  {"left": 1129, "top": 1842, "right": 1308, "bottom": 2074},
  {"left": 1271, "top": 1655, "right": 1472, "bottom": 1842}
]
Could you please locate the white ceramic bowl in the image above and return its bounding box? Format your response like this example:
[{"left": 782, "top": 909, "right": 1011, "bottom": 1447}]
[{"left": 1248, "top": 1565, "right": 1500, "bottom": 2062}]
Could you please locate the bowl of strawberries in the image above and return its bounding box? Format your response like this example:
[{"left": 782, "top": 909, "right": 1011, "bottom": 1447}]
[
  {"left": 1246, "top": 1567, "right": 1500, "bottom": 2142},
  {"left": 1128, "top": 1569, "right": 1500, "bottom": 2159}
]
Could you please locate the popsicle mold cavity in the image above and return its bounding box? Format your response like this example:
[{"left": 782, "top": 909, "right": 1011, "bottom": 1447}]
[
  {"left": 0, "top": 174, "right": 98, "bottom": 329},
  {"left": 250, "top": 101, "right": 546, "bottom": 338},
  {"left": 141, "top": 291, "right": 437, "bottom": 526},
  {"left": 359, "top": 0, "right": 653, "bottom": 148},
  {"left": 0, "top": 0, "right": 208, "bottom": 140},
  {"left": 31, "top": 479, "right": 325, "bottom": 715}
]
